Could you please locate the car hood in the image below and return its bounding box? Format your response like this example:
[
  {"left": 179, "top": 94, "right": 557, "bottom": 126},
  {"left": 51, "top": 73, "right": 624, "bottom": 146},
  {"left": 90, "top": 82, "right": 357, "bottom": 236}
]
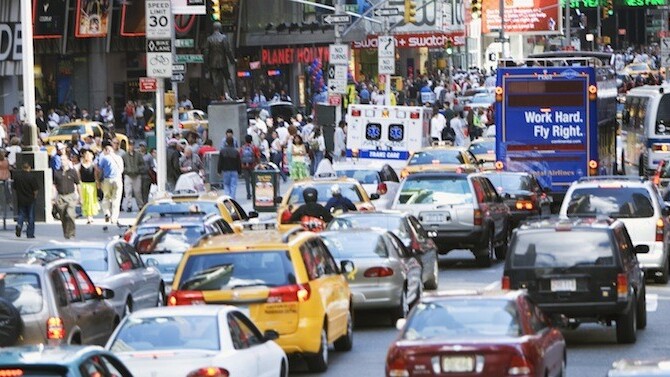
[{"left": 118, "top": 349, "right": 233, "bottom": 377}]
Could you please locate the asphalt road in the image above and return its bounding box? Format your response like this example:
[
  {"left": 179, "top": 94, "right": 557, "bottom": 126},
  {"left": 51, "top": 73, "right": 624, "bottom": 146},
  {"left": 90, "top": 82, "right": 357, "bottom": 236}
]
[{"left": 1, "top": 198, "right": 669, "bottom": 376}]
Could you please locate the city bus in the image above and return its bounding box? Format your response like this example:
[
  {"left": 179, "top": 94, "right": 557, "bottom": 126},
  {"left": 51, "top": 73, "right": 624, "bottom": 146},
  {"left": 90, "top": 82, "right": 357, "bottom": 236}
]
[
  {"left": 620, "top": 84, "right": 670, "bottom": 177},
  {"left": 495, "top": 55, "right": 618, "bottom": 204}
]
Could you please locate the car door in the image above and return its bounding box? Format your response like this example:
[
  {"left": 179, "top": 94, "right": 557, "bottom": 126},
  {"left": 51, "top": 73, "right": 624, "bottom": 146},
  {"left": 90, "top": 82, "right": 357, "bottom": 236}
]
[
  {"left": 386, "top": 233, "right": 422, "bottom": 303},
  {"left": 123, "top": 243, "right": 158, "bottom": 309},
  {"left": 226, "top": 312, "right": 259, "bottom": 377},
  {"left": 311, "top": 238, "right": 349, "bottom": 340},
  {"left": 616, "top": 226, "right": 645, "bottom": 294},
  {"left": 480, "top": 177, "right": 508, "bottom": 241},
  {"left": 70, "top": 264, "right": 116, "bottom": 345},
  {"left": 524, "top": 297, "right": 564, "bottom": 376},
  {"left": 50, "top": 266, "right": 87, "bottom": 344},
  {"left": 234, "top": 311, "right": 281, "bottom": 377},
  {"left": 408, "top": 216, "right": 438, "bottom": 272},
  {"left": 113, "top": 244, "right": 141, "bottom": 310}
]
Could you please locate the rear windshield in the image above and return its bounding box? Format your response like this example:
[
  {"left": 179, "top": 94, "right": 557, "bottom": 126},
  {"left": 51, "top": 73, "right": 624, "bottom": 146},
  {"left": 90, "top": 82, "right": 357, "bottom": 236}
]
[
  {"left": 110, "top": 315, "right": 219, "bottom": 352},
  {"left": 403, "top": 299, "right": 520, "bottom": 340},
  {"left": 409, "top": 150, "right": 464, "bottom": 165},
  {"left": 178, "top": 251, "right": 296, "bottom": 291},
  {"left": 468, "top": 141, "right": 494, "bottom": 155},
  {"left": 511, "top": 231, "right": 615, "bottom": 268},
  {"left": 288, "top": 184, "right": 363, "bottom": 205},
  {"left": 152, "top": 227, "right": 207, "bottom": 253},
  {"left": 0, "top": 272, "right": 43, "bottom": 315},
  {"left": 397, "top": 177, "right": 472, "bottom": 205},
  {"left": 565, "top": 187, "right": 655, "bottom": 218},
  {"left": 137, "top": 202, "right": 219, "bottom": 224},
  {"left": 328, "top": 215, "right": 405, "bottom": 236},
  {"left": 49, "top": 125, "right": 87, "bottom": 136},
  {"left": 321, "top": 232, "right": 389, "bottom": 259},
  {"left": 27, "top": 248, "right": 107, "bottom": 272},
  {"left": 335, "top": 169, "right": 380, "bottom": 185},
  {"left": 486, "top": 174, "right": 534, "bottom": 193}
]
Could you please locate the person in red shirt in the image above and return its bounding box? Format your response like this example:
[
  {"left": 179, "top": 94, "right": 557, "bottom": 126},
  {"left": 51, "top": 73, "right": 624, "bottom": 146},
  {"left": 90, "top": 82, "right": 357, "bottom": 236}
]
[
  {"left": 239, "top": 135, "right": 260, "bottom": 200},
  {"left": 198, "top": 139, "right": 217, "bottom": 159}
]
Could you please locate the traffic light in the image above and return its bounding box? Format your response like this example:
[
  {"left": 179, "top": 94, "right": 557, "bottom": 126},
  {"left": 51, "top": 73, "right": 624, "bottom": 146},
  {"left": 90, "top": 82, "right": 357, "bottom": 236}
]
[
  {"left": 445, "top": 39, "right": 453, "bottom": 55},
  {"left": 471, "top": 0, "right": 482, "bottom": 19},
  {"left": 211, "top": 0, "right": 221, "bottom": 21},
  {"left": 404, "top": 0, "right": 417, "bottom": 24},
  {"left": 603, "top": 0, "right": 613, "bottom": 18}
]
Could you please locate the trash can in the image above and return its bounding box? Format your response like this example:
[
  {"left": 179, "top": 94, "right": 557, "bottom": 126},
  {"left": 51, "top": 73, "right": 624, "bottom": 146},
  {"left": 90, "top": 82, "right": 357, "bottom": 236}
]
[{"left": 252, "top": 162, "right": 280, "bottom": 213}]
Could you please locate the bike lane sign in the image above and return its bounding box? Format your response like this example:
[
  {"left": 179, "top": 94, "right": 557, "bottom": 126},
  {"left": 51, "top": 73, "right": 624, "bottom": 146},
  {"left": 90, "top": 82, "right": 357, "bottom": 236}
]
[{"left": 146, "top": 0, "right": 173, "bottom": 77}]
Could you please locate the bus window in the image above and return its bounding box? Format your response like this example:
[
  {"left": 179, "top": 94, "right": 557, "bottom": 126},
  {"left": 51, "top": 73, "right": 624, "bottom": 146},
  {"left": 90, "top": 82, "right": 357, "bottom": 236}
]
[
  {"left": 388, "top": 124, "right": 404, "bottom": 142},
  {"left": 657, "top": 94, "right": 670, "bottom": 134},
  {"left": 637, "top": 98, "right": 647, "bottom": 130}
]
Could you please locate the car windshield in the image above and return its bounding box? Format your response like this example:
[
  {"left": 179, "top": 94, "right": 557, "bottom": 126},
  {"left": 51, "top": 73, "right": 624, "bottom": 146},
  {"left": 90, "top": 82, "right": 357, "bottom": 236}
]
[
  {"left": 321, "top": 232, "right": 389, "bottom": 259},
  {"left": 178, "top": 251, "right": 296, "bottom": 291},
  {"left": 397, "top": 177, "right": 472, "bottom": 205},
  {"left": 335, "top": 170, "right": 380, "bottom": 185},
  {"left": 403, "top": 299, "right": 520, "bottom": 340},
  {"left": 0, "top": 272, "right": 43, "bottom": 315},
  {"left": 27, "top": 248, "right": 108, "bottom": 272},
  {"left": 288, "top": 183, "right": 363, "bottom": 205},
  {"left": 137, "top": 202, "right": 219, "bottom": 224},
  {"left": 409, "top": 150, "right": 464, "bottom": 165},
  {"left": 469, "top": 141, "right": 495, "bottom": 155},
  {"left": 50, "top": 125, "right": 87, "bottom": 136},
  {"left": 565, "top": 187, "right": 654, "bottom": 218},
  {"left": 328, "top": 215, "right": 406, "bottom": 237},
  {"left": 110, "top": 315, "right": 220, "bottom": 352},
  {"left": 485, "top": 174, "right": 534, "bottom": 193},
  {"left": 152, "top": 227, "right": 207, "bottom": 253},
  {"left": 511, "top": 230, "right": 614, "bottom": 268}
]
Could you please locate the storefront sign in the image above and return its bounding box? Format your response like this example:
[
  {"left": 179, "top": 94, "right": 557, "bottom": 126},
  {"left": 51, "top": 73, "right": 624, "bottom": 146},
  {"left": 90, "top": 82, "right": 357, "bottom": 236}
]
[
  {"left": 261, "top": 46, "right": 329, "bottom": 66},
  {"left": 351, "top": 33, "right": 465, "bottom": 49},
  {"left": 0, "top": 23, "right": 22, "bottom": 62},
  {"left": 33, "top": 0, "right": 66, "bottom": 38},
  {"left": 482, "top": 0, "right": 561, "bottom": 34},
  {"left": 75, "top": 0, "right": 111, "bottom": 38}
]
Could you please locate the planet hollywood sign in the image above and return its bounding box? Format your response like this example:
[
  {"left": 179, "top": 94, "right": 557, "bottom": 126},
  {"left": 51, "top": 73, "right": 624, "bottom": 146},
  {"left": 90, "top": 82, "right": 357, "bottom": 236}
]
[
  {"left": 351, "top": 33, "right": 465, "bottom": 49},
  {"left": 261, "top": 46, "right": 330, "bottom": 66}
]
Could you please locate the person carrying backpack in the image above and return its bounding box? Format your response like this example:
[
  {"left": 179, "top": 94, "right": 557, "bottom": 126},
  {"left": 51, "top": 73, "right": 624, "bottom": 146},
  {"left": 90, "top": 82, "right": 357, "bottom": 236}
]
[{"left": 239, "top": 134, "right": 261, "bottom": 200}]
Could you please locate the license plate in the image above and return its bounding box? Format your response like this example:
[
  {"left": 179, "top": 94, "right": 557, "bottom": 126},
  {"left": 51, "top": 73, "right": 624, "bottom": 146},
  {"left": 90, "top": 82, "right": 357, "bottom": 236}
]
[
  {"left": 442, "top": 356, "right": 475, "bottom": 373},
  {"left": 424, "top": 212, "right": 449, "bottom": 223},
  {"left": 551, "top": 279, "right": 577, "bottom": 292}
]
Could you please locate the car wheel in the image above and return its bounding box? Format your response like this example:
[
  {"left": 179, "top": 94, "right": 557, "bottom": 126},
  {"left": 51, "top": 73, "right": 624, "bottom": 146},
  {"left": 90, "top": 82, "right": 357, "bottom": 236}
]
[
  {"left": 494, "top": 225, "right": 511, "bottom": 260},
  {"left": 616, "top": 299, "right": 637, "bottom": 344},
  {"left": 280, "top": 360, "right": 288, "bottom": 377},
  {"left": 334, "top": 308, "right": 353, "bottom": 351},
  {"left": 475, "top": 229, "right": 494, "bottom": 268},
  {"left": 424, "top": 257, "right": 439, "bottom": 290},
  {"left": 156, "top": 285, "right": 166, "bottom": 307},
  {"left": 123, "top": 298, "right": 133, "bottom": 318},
  {"left": 656, "top": 261, "right": 669, "bottom": 284},
  {"left": 306, "top": 327, "right": 329, "bottom": 372},
  {"left": 0, "top": 298, "right": 21, "bottom": 347},
  {"left": 391, "top": 288, "right": 409, "bottom": 324},
  {"left": 636, "top": 287, "right": 647, "bottom": 330}
]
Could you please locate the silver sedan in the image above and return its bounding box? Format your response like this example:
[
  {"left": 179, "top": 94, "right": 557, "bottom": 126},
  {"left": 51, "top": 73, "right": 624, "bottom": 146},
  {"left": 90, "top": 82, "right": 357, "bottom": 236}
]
[
  {"left": 320, "top": 228, "right": 423, "bottom": 323},
  {"left": 26, "top": 240, "right": 165, "bottom": 318}
]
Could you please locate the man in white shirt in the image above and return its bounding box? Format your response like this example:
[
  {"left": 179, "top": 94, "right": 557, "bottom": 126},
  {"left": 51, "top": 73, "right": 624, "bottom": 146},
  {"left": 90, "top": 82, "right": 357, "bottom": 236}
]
[
  {"left": 430, "top": 107, "right": 446, "bottom": 143},
  {"left": 450, "top": 111, "right": 469, "bottom": 147}
]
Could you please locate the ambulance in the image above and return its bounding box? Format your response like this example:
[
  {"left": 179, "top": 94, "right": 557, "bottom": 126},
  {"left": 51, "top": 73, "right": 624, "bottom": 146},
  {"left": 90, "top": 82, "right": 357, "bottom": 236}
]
[{"left": 346, "top": 104, "right": 432, "bottom": 170}]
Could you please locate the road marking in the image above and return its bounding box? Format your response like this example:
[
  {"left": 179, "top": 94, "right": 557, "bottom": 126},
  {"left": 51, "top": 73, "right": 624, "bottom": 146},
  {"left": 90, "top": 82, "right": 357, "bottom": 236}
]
[
  {"left": 647, "top": 293, "right": 658, "bottom": 312},
  {"left": 484, "top": 280, "right": 501, "bottom": 290}
]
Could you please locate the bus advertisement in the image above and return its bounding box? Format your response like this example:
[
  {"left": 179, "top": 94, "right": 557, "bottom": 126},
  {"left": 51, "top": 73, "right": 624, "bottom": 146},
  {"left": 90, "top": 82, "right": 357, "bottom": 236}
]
[{"left": 495, "top": 66, "right": 600, "bottom": 199}]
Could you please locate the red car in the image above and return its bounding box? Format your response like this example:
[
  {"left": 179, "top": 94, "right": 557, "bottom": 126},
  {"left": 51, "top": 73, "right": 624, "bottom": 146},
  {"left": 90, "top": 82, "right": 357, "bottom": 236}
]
[{"left": 386, "top": 290, "right": 566, "bottom": 377}]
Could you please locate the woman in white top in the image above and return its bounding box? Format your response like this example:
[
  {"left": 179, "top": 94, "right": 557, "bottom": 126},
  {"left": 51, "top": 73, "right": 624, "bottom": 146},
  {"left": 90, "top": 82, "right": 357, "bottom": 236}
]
[
  {"left": 333, "top": 121, "right": 347, "bottom": 162},
  {"left": 309, "top": 126, "right": 326, "bottom": 176}
]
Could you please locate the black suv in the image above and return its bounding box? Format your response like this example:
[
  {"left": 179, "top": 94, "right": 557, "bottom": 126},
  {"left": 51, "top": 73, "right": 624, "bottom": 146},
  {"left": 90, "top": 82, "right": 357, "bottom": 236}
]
[{"left": 502, "top": 217, "right": 648, "bottom": 344}]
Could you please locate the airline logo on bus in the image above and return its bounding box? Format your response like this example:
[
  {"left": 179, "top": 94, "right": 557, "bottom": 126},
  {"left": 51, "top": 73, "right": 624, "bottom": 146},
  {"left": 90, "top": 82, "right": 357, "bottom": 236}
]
[{"left": 526, "top": 110, "right": 585, "bottom": 140}]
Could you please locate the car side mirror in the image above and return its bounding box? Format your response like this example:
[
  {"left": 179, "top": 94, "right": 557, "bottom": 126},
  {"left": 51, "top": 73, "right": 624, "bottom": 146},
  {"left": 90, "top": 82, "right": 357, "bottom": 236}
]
[
  {"left": 396, "top": 318, "right": 407, "bottom": 330},
  {"left": 248, "top": 211, "right": 259, "bottom": 219},
  {"left": 274, "top": 196, "right": 283, "bottom": 204},
  {"left": 370, "top": 193, "right": 380, "bottom": 200},
  {"left": 340, "top": 260, "right": 355, "bottom": 274},
  {"left": 96, "top": 287, "right": 115, "bottom": 300},
  {"left": 263, "top": 329, "right": 280, "bottom": 342},
  {"left": 634, "top": 245, "right": 650, "bottom": 254},
  {"left": 145, "top": 258, "right": 158, "bottom": 267}
]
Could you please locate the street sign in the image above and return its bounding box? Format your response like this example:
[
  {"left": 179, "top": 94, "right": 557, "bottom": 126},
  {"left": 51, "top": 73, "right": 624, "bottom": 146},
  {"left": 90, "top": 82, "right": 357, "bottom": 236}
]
[
  {"left": 175, "top": 54, "right": 204, "bottom": 63},
  {"left": 329, "top": 44, "right": 349, "bottom": 66},
  {"left": 321, "top": 14, "right": 351, "bottom": 24},
  {"left": 374, "top": 8, "right": 401, "bottom": 17},
  {"left": 328, "top": 65, "right": 347, "bottom": 94},
  {"left": 171, "top": 0, "right": 206, "bottom": 15},
  {"left": 147, "top": 53, "right": 173, "bottom": 78},
  {"left": 174, "top": 39, "right": 195, "bottom": 48},
  {"left": 146, "top": 39, "right": 172, "bottom": 53},
  {"left": 145, "top": 0, "right": 173, "bottom": 40},
  {"left": 139, "top": 77, "right": 157, "bottom": 92},
  {"left": 172, "top": 64, "right": 186, "bottom": 73},
  {"left": 171, "top": 72, "right": 185, "bottom": 82},
  {"left": 494, "top": 37, "right": 510, "bottom": 43},
  {"left": 378, "top": 36, "right": 395, "bottom": 75}
]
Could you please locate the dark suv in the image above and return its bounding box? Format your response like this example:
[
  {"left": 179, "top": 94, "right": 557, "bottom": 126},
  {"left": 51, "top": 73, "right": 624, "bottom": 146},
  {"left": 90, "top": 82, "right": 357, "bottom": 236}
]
[{"left": 502, "top": 217, "right": 648, "bottom": 344}]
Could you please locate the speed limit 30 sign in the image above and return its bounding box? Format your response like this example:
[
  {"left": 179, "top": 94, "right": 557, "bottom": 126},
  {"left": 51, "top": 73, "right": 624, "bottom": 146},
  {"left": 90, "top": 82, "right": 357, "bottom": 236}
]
[{"left": 145, "top": 0, "right": 173, "bottom": 39}]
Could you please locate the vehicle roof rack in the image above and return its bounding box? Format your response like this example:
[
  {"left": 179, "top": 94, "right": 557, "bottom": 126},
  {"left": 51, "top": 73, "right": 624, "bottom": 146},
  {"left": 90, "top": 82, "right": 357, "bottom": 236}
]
[{"left": 576, "top": 175, "right": 647, "bottom": 183}]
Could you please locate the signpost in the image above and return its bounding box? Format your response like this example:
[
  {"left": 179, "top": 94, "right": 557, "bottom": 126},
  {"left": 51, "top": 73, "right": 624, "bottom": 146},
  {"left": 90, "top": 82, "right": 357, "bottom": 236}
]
[
  {"left": 378, "top": 35, "right": 395, "bottom": 105},
  {"left": 327, "top": 65, "right": 347, "bottom": 94},
  {"left": 174, "top": 38, "right": 195, "bottom": 48},
  {"left": 175, "top": 54, "right": 204, "bottom": 63},
  {"left": 374, "top": 8, "right": 400, "bottom": 17},
  {"left": 321, "top": 14, "right": 351, "bottom": 24}
]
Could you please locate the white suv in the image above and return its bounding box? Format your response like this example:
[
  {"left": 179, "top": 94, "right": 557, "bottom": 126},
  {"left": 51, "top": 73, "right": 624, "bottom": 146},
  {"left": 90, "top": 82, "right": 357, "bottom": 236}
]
[{"left": 559, "top": 176, "right": 670, "bottom": 283}]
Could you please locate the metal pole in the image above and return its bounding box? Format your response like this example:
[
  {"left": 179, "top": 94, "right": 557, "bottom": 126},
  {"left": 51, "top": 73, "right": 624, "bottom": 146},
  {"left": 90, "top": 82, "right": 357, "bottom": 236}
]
[
  {"left": 597, "top": 5, "right": 602, "bottom": 43},
  {"left": 20, "top": 0, "right": 36, "bottom": 127},
  {"left": 499, "top": 0, "right": 506, "bottom": 58},
  {"left": 171, "top": 15, "right": 179, "bottom": 137},
  {"left": 383, "top": 17, "right": 392, "bottom": 106},
  {"left": 156, "top": 79, "right": 167, "bottom": 192},
  {"left": 565, "top": 0, "right": 571, "bottom": 47}
]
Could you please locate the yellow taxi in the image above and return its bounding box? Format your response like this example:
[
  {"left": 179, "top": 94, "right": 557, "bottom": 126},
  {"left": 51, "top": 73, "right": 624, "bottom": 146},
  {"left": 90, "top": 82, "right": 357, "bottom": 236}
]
[
  {"left": 468, "top": 137, "right": 496, "bottom": 170},
  {"left": 44, "top": 121, "right": 129, "bottom": 154},
  {"left": 276, "top": 177, "right": 377, "bottom": 232},
  {"left": 167, "top": 229, "right": 354, "bottom": 372},
  {"left": 623, "top": 63, "right": 657, "bottom": 78},
  {"left": 400, "top": 145, "right": 481, "bottom": 178},
  {"left": 148, "top": 109, "right": 209, "bottom": 133}
]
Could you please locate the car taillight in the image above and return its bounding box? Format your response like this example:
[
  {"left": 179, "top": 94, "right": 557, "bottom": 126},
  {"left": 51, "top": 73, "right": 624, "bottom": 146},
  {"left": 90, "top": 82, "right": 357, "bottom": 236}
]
[
  {"left": 123, "top": 230, "right": 132, "bottom": 242},
  {"left": 47, "top": 317, "right": 65, "bottom": 340},
  {"left": 377, "top": 182, "right": 388, "bottom": 195},
  {"left": 617, "top": 273, "right": 628, "bottom": 300},
  {"left": 387, "top": 348, "right": 409, "bottom": 377},
  {"left": 502, "top": 275, "right": 511, "bottom": 289},
  {"left": 0, "top": 370, "right": 23, "bottom": 377},
  {"left": 137, "top": 238, "right": 153, "bottom": 253},
  {"left": 168, "top": 290, "right": 205, "bottom": 306},
  {"left": 657, "top": 218, "right": 664, "bottom": 242},
  {"left": 364, "top": 267, "right": 394, "bottom": 278},
  {"left": 515, "top": 200, "right": 534, "bottom": 210},
  {"left": 186, "top": 367, "right": 229, "bottom": 377},
  {"left": 268, "top": 284, "right": 311, "bottom": 303},
  {"left": 280, "top": 209, "right": 292, "bottom": 223},
  {"left": 474, "top": 209, "right": 483, "bottom": 226},
  {"left": 508, "top": 353, "right": 533, "bottom": 375}
]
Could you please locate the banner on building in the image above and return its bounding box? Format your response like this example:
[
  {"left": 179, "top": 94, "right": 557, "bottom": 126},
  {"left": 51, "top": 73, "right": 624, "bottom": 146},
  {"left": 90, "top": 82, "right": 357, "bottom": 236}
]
[
  {"left": 261, "top": 46, "right": 329, "bottom": 66},
  {"left": 75, "top": 0, "right": 111, "bottom": 38},
  {"left": 389, "top": 0, "right": 439, "bottom": 33},
  {"left": 481, "top": 0, "right": 561, "bottom": 34},
  {"left": 33, "top": 0, "right": 66, "bottom": 38},
  {"left": 351, "top": 33, "right": 465, "bottom": 50},
  {"left": 121, "top": 0, "right": 146, "bottom": 36}
]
